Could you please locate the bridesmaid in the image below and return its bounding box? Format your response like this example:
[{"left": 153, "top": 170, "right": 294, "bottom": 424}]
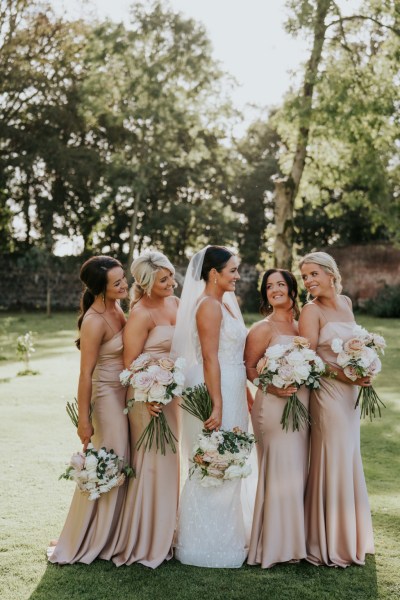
[
  {"left": 245, "top": 269, "right": 309, "bottom": 568},
  {"left": 299, "top": 251, "right": 374, "bottom": 567},
  {"left": 48, "top": 255, "right": 129, "bottom": 564},
  {"left": 112, "top": 251, "right": 180, "bottom": 569}
]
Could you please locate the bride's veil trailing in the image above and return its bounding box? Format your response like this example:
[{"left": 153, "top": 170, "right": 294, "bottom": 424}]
[{"left": 171, "top": 246, "right": 245, "bottom": 486}]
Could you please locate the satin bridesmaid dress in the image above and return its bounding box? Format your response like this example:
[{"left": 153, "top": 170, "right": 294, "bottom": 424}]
[
  {"left": 247, "top": 325, "right": 310, "bottom": 568},
  {"left": 48, "top": 321, "right": 129, "bottom": 564},
  {"left": 112, "top": 317, "right": 180, "bottom": 569},
  {"left": 304, "top": 308, "right": 374, "bottom": 567}
]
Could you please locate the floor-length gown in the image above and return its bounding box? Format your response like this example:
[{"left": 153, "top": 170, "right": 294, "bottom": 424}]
[
  {"left": 248, "top": 330, "right": 310, "bottom": 568},
  {"left": 305, "top": 317, "right": 374, "bottom": 567},
  {"left": 174, "top": 303, "right": 250, "bottom": 568},
  {"left": 48, "top": 328, "right": 129, "bottom": 564},
  {"left": 112, "top": 325, "right": 180, "bottom": 568}
]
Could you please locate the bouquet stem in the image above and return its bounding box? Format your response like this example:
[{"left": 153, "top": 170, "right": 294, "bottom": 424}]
[
  {"left": 136, "top": 412, "right": 177, "bottom": 455},
  {"left": 180, "top": 384, "right": 213, "bottom": 423},
  {"left": 355, "top": 386, "right": 386, "bottom": 420},
  {"left": 280, "top": 393, "right": 311, "bottom": 432}
]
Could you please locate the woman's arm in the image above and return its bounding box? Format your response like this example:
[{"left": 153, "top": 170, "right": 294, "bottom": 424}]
[
  {"left": 77, "top": 317, "right": 106, "bottom": 450},
  {"left": 196, "top": 299, "right": 223, "bottom": 430},
  {"left": 123, "top": 309, "right": 164, "bottom": 417},
  {"left": 244, "top": 321, "right": 297, "bottom": 398},
  {"left": 299, "top": 302, "right": 371, "bottom": 387}
]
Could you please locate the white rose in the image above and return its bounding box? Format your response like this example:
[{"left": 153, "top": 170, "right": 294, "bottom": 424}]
[
  {"left": 85, "top": 454, "right": 98, "bottom": 471},
  {"left": 337, "top": 352, "right": 350, "bottom": 367},
  {"left": 174, "top": 357, "right": 186, "bottom": 370},
  {"left": 86, "top": 470, "right": 98, "bottom": 482},
  {"left": 98, "top": 484, "right": 111, "bottom": 494},
  {"left": 358, "top": 347, "right": 376, "bottom": 368},
  {"left": 286, "top": 350, "right": 305, "bottom": 366},
  {"left": 239, "top": 462, "right": 252, "bottom": 478},
  {"left": 293, "top": 363, "right": 311, "bottom": 384},
  {"left": 301, "top": 348, "right": 317, "bottom": 361},
  {"left": 271, "top": 374, "right": 285, "bottom": 388},
  {"left": 266, "top": 344, "right": 289, "bottom": 360},
  {"left": 314, "top": 356, "right": 325, "bottom": 372},
  {"left": 131, "top": 353, "right": 152, "bottom": 371},
  {"left": 331, "top": 338, "right": 344, "bottom": 354},
  {"left": 133, "top": 389, "right": 148, "bottom": 402},
  {"left": 372, "top": 334, "right": 386, "bottom": 352},
  {"left": 368, "top": 357, "right": 382, "bottom": 377},
  {"left": 148, "top": 383, "right": 167, "bottom": 403},
  {"left": 268, "top": 358, "right": 278, "bottom": 372},
  {"left": 198, "top": 435, "right": 219, "bottom": 453},
  {"left": 119, "top": 369, "right": 132, "bottom": 386},
  {"left": 173, "top": 370, "right": 185, "bottom": 386},
  {"left": 173, "top": 386, "right": 183, "bottom": 397}
]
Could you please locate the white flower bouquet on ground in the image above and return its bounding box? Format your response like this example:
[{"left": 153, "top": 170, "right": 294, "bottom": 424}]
[
  {"left": 120, "top": 353, "right": 186, "bottom": 454},
  {"left": 253, "top": 336, "right": 325, "bottom": 432},
  {"left": 331, "top": 326, "right": 386, "bottom": 419},
  {"left": 59, "top": 444, "right": 134, "bottom": 501},
  {"left": 180, "top": 384, "right": 255, "bottom": 487}
]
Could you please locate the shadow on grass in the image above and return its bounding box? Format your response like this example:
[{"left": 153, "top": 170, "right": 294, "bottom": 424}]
[{"left": 29, "top": 556, "right": 379, "bottom": 600}]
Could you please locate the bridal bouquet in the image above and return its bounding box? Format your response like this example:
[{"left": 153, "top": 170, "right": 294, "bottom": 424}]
[
  {"left": 60, "top": 399, "right": 134, "bottom": 500},
  {"left": 180, "top": 384, "right": 256, "bottom": 487},
  {"left": 253, "top": 336, "right": 325, "bottom": 432},
  {"left": 120, "top": 353, "right": 186, "bottom": 454},
  {"left": 59, "top": 443, "right": 134, "bottom": 501},
  {"left": 331, "top": 326, "right": 386, "bottom": 419}
]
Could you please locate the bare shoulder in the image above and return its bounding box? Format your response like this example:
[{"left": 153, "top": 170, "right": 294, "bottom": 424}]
[
  {"left": 340, "top": 295, "right": 352, "bottom": 309},
  {"left": 196, "top": 296, "right": 222, "bottom": 322},
  {"left": 127, "top": 304, "right": 152, "bottom": 327},
  {"left": 248, "top": 318, "right": 274, "bottom": 337},
  {"left": 169, "top": 295, "right": 179, "bottom": 307},
  {"left": 80, "top": 313, "right": 107, "bottom": 342}
]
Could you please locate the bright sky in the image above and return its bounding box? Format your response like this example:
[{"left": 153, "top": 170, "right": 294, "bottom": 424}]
[{"left": 51, "top": 0, "right": 363, "bottom": 126}]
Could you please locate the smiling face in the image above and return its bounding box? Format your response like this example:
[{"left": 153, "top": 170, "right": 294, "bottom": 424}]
[
  {"left": 265, "top": 271, "right": 292, "bottom": 309},
  {"left": 106, "top": 266, "right": 128, "bottom": 300},
  {"left": 300, "top": 262, "right": 334, "bottom": 298},
  {"left": 150, "top": 268, "right": 176, "bottom": 299},
  {"left": 214, "top": 256, "right": 240, "bottom": 292}
]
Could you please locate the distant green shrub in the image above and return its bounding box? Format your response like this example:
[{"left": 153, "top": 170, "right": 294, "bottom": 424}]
[{"left": 364, "top": 285, "right": 400, "bottom": 318}]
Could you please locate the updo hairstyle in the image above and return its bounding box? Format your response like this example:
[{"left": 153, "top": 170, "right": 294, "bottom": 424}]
[
  {"left": 130, "top": 251, "right": 176, "bottom": 308},
  {"left": 200, "top": 246, "right": 234, "bottom": 282}
]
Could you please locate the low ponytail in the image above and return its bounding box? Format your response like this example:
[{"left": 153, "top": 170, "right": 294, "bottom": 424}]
[
  {"left": 75, "top": 255, "right": 122, "bottom": 350},
  {"left": 75, "top": 289, "right": 95, "bottom": 349}
]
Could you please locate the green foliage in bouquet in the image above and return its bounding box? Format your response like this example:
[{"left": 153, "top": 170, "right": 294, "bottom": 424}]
[{"left": 180, "top": 384, "right": 213, "bottom": 424}]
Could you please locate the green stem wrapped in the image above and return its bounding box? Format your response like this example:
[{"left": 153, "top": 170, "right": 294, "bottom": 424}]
[
  {"left": 355, "top": 385, "right": 386, "bottom": 420},
  {"left": 180, "top": 383, "right": 213, "bottom": 423},
  {"left": 280, "top": 392, "right": 311, "bottom": 432},
  {"left": 135, "top": 412, "right": 177, "bottom": 455}
]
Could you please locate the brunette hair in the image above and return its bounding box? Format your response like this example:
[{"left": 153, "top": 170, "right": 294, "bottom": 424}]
[
  {"left": 200, "top": 246, "right": 234, "bottom": 281},
  {"left": 75, "top": 255, "right": 122, "bottom": 349},
  {"left": 259, "top": 268, "right": 300, "bottom": 319}
]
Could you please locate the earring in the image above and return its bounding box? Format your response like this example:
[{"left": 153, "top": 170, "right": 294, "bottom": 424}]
[
  {"left": 214, "top": 278, "right": 217, "bottom": 284},
  {"left": 102, "top": 293, "right": 106, "bottom": 304}
]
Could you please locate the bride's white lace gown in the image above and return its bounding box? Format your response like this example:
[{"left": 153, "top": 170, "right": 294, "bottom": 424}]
[{"left": 174, "top": 303, "right": 250, "bottom": 568}]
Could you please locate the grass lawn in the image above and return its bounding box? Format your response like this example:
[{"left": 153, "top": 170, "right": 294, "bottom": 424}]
[{"left": 0, "top": 312, "right": 399, "bottom": 600}]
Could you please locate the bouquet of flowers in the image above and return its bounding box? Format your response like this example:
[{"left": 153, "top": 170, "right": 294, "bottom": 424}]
[
  {"left": 120, "top": 353, "right": 186, "bottom": 455},
  {"left": 59, "top": 444, "right": 134, "bottom": 501},
  {"left": 60, "top": 398, "right": 134, "bottom": 500},
  {"left": 253, "top": 336, "right": 326, "bottom": 432},
  {"left": 331, "top": 326, "right": 386, "bottom": 419},
  {"left": 180, "top": 384, "right": 255, "bottom": 487}
]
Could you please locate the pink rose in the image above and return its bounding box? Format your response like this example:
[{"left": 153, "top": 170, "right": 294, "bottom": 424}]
[
  {"left": 256, "top": 356, "right": 268, "bottom": 374},
  {"left": 132, "top": 371, "right": 154, "bottom": 391},
  {"left": 343, "top": 338, "right": 364, "bottom": 354},
  {"left": 344, "top": 365, "right": 358, "bottom": 381},
  {"left": 70, "top": 453, "right": 85, "bottom": 471},
  {"left": 277, "top": 364, "right": 295, "bottom": 384},
  {"left": 293, "top": 336, "right": 310, "bottom": 349},
  {"left": 368, "top": 358, "right": 382, "bottom": 378},
  {"left": 158, "top": 357, "right": 175, "bottom": 371},
  {"left": 153, "top": 366, "right": 174, "bottom": 386}
]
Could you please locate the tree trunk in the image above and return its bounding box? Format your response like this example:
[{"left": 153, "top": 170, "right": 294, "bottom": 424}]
[
  {"left": 273, "top": 0, "right": 331, "bottom": 269},
  {"left": 127, "top": 192, "right": 141, "bottom": 283}
]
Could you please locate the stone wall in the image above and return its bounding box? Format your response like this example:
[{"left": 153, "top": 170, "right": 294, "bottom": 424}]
[
  {"left": 0, "top": 244, "right": 398, "bottom": 311},
  {"left": 326, "top": 244, "right": 400, "bottom": 306}
]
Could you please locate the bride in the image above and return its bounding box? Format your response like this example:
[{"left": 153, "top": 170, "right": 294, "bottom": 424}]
[{"left": 172, "top": 246, "right": 251, "bottom": 568}]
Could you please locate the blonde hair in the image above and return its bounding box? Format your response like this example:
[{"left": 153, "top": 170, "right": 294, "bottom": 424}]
[
  {"left": 299, "top": 251, "right": 343, "bottom": 294},
  {"left": 130, "top": 251, "right": 176, "bottom": 308}
]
